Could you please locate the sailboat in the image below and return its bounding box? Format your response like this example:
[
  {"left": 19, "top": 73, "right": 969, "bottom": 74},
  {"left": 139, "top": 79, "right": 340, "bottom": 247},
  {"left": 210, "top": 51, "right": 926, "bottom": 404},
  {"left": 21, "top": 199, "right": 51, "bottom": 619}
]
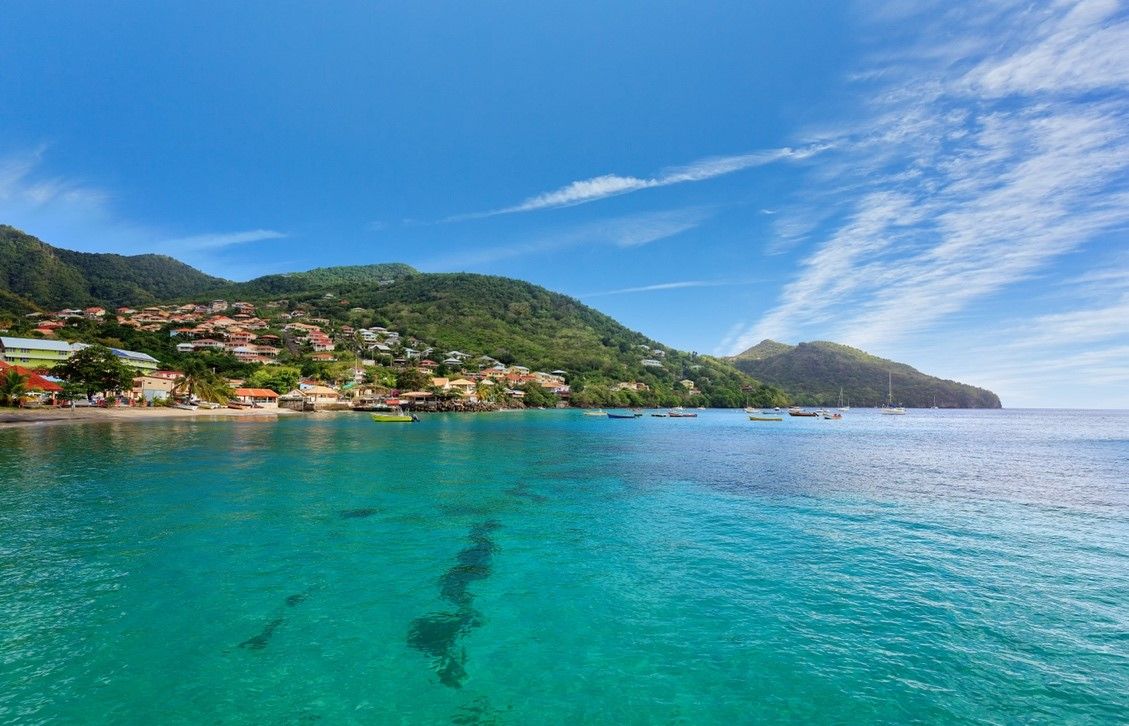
[
  {"left": 931, "top": 395, "right": 939, "bottom": 409},
  {"left": 837, "top": 387, "right": 850, "bottom": 411},
  {"left": 880, "top": 371, "right": 906, "bottom": 415}
]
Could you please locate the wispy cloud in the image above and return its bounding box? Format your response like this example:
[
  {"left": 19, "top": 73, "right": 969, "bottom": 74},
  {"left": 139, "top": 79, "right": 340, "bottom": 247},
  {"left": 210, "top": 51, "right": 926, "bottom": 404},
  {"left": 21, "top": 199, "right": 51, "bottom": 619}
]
[
  {"left": 158, "top": 229, "right": 287, "bottom": 252},
  {"left": 0, "top": 148, "right": 285, "bottom": 274},
  {"left": 732, "top": 0, "right": 1129, "bottom": 359},
  {"left": 581, "top": 278, "right": 761, "bottom": 298},
  {"left": 449, "top": 145, "right": 828, "bottom": 220},
  {"left": 425, "top": 207, "right": 711, "bottom": 269}
]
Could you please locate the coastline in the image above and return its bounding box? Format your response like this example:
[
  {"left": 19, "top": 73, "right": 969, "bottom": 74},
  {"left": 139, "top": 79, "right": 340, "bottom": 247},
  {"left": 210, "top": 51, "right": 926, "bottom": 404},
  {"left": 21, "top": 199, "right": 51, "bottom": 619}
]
[{"left": 0, "top": 406, "right": 300, "bottom": 430}]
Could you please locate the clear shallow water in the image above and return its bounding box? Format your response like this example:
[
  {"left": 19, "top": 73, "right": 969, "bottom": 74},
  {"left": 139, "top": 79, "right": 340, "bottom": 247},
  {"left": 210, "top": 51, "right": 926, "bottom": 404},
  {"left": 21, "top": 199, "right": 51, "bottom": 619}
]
[{"left": 1, "top": 409, "right": 1127, "bottom": 724}]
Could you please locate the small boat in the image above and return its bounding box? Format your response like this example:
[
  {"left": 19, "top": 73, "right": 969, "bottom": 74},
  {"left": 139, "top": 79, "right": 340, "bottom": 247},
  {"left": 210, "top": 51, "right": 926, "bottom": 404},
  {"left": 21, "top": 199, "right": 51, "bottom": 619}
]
[
  {"left": 606, "top": 412, "right": 636, "bottom": 419},
  {"left": 744, "top": 407, "right": 757, "bottom": 413},
  {"left": 584, "top": 410, "right": 608, "bottom": 417},
  {"left": 631, "top": 409, "right": 644, "bottom": 417},
  {"left": 880, "top": 371, "right": 907, "bottom": 415},
  {"left": 837, "top": 387, "right": 850, "bottom": 411},
  {"left": 749, "top": 415, "right": 782, "bottom": 421},
  {"left": 822, "top": 412, "right": 843, "bottom": 420},
  {"left": 371, "top": 408, "right": 418, "bottom": 423},
  {"left": 668, "top": 411, "right": 698, "bottom": 418},
  {"left": 651, "top": 413, "right": 668, "bottom": 417},
  {"left": 788, "top": 408, "right": 819, "bottom": 417},
  {"left": 174, "top": 403, "right": 198, "bottom": 411}
]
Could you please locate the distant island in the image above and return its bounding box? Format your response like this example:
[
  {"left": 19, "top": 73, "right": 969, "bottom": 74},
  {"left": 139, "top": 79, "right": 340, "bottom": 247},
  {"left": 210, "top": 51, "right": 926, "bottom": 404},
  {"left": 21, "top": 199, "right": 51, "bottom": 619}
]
[
  {"left": 728, "top": 339, "right": 1002, "bottom": 408},
  {"left": 1, "top": 225, "right": 1000, "bottom": 409}
]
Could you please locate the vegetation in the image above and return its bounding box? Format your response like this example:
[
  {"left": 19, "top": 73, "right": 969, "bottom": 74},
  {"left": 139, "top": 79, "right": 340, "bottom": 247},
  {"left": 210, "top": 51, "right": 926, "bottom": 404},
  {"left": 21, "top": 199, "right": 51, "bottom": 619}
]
[
  {"left": 220, "top": 263, "right": 418, "bottom": 297},
  {"left": 729, "top": 340, "right": 1002, "bottom": 408},
  {"left": 50, "top": 345, "right": 135, "bottom": 400},
  {"left": 245, "top": 366, "right": 301, "bottom": 394},
  {"left": 173, "top": 359, "right": 232, "bottom": 403},
  {"left": 0, "top": 370, "right": 28, "bottom": 406},
  {"left": 0, "top": 225, "right": 226, "bottom": 312},
  {"left": 231, "top": 272, "right": 786, "bottom": 407}
]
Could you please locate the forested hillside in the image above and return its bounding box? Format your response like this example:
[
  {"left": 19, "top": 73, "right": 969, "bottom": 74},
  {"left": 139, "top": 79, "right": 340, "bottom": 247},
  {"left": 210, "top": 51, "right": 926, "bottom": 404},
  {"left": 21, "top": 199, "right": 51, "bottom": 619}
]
[
  {"left": 0, "top": 226, "right": 226, "bottom": 312},
  {"left": 729, "top": 340, "right": 1002, "bottom": 408}
]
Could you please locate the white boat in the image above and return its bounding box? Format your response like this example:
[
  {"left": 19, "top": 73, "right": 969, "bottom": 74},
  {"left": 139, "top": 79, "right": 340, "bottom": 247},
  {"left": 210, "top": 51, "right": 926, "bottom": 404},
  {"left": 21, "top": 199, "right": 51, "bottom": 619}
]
[
  {"left": 837, "top": 387, "right": 850, "bottom": 411},
  {"left": 584, "top": 409, "right": 608, "bottom": 417},
  {"left": 880, "top": 371, "right": 906, "bottom": 415}
]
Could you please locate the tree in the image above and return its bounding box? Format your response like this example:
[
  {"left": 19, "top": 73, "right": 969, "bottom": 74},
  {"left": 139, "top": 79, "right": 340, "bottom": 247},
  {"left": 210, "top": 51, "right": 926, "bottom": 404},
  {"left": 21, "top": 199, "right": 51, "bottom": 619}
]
[
  {"left": 395, "top": 367, "right": 431, "bottom": 391},
  {"left": 0, "top": 370, "right": 28, "bottom": 407},
  {"left": 173, "top": 358, "right": 232, "bottom": 403},
  {"left": 51, "top": 345, "right": 134, "bottom": 400},
  {"left": 247, "top": 366, "right": 301, "bottom": 394}
]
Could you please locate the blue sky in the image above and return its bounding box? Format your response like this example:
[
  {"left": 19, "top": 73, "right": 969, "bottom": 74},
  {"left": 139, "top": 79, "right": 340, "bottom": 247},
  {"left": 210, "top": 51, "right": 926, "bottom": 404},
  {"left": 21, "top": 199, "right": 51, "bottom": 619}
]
[{"left": 2, "top": 1, "right": 1127, "bottom": 407}]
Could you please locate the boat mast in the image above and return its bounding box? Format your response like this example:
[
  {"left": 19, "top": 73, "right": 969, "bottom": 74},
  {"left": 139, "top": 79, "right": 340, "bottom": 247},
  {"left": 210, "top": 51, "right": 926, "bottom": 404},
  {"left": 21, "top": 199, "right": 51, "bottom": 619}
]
[{"left": 887, "top": 371, "right": 893, "bottom": 406}]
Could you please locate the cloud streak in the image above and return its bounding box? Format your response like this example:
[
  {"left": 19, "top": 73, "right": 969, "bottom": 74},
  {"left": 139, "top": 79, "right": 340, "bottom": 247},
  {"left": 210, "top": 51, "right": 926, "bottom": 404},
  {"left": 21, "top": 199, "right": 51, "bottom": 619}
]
[
  {"left": 581, "top": 278, "right": 761, "bottom": 298},
  {"left": 733, "top": 0, "right": 1129, "bottom": 360},
  {"left": 425, "top": 207, "right": 711, "bottom": 269},
  {"left": 450, "top": 145, "right": 828, "bottom": 220},
  {"left": 0, "top": 148, "right": 285, "bottom": 273},
  {"left": 158, "top": 229, "right": 287, "bottom": 252}
]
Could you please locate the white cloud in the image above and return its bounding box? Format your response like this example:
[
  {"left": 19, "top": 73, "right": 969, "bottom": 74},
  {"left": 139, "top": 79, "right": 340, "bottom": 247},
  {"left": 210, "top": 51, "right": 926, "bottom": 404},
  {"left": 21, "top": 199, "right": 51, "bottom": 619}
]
[
  {"left": 452, "top": 145, "right": 828, "bottom": 220},
  {"left": 0, "top": 148, "right": 285, "bottom": 275},
  {"left": 732, "top": 0, "right": 1129, "bottom": 363},
  {"left": 158, "top": 229, "right": 287, "bottom": 252},
  {"left": 426, "top": 207, "right": 711, "bottom": 269},
  {"left": 581, "top": 278, "right": 758, "bottom": 298}
]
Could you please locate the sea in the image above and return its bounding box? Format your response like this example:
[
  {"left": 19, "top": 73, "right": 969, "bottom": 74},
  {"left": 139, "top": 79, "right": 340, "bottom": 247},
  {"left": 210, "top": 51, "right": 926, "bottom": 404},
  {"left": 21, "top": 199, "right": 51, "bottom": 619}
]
[{"left": 1, "top": 409, "right": 1127, "bottom": 724}]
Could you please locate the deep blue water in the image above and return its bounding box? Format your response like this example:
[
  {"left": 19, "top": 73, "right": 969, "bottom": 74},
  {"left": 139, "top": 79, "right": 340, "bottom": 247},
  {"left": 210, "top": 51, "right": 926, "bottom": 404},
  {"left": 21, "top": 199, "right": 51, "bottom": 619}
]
[{"left": 1, "top": 409, "right": 1127, "bottom": 723}]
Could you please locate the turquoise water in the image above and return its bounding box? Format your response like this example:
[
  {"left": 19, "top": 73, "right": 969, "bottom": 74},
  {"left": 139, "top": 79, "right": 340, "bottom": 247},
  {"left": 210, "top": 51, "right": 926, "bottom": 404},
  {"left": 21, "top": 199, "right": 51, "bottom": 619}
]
[{"left": 2, "top": 409, "right": 1127, "bottom": 723}]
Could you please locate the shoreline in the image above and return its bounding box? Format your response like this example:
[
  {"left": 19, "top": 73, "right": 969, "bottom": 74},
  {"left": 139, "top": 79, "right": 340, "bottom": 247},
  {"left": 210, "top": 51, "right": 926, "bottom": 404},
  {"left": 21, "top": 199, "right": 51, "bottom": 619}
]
[{"left": 0, "top": 406, "right": 300, "bottom": 430}]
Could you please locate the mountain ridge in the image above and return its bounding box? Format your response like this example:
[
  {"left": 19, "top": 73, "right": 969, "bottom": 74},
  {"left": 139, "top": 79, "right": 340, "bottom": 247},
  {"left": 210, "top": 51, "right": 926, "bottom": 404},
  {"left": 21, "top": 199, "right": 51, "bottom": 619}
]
[{"left": 728, "top": 339, "right": 1002, "bottom": 408}]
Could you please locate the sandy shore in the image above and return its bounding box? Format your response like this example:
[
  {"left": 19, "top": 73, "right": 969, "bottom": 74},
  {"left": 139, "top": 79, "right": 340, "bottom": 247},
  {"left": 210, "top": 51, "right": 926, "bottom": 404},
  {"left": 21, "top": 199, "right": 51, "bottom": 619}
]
[{"left": 0, "top": 406, "right": 301, "bottom": 429}]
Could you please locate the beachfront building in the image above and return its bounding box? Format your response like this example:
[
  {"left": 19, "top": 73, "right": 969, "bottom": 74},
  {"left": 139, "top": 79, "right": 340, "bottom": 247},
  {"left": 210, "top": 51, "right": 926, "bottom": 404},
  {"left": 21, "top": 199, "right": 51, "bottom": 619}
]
[
  {"left": 73, "top": 344, "right": 160, "bottom": 372},
  {"left": 0, "top": 337, "right": 77, "bottom": 369},
  {"left": 0, "top": 337, "right": 159, "bottom": 372},
  {"left": 233, "top": 388, "right": 279, "bottom": 408},
  {"left": 0, "top": 361, "right": 63, "bottom": 403},
  {"left": 132, "top": 375, "right": 177, "bottom": 403}
]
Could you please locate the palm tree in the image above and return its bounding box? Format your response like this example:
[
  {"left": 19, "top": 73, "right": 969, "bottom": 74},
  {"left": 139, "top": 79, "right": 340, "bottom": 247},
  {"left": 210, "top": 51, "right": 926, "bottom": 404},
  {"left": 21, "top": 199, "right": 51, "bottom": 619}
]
[
  {"left": 173, "top": 361, "right": 231, "bottom": 404},
  {"left": 0, "top": 370, "right": 29, "bottom": 407}
]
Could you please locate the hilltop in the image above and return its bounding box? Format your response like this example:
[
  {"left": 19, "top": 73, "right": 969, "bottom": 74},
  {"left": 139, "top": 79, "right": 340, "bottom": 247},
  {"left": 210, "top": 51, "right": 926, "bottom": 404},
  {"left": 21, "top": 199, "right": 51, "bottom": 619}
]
[
  {"left": 0, "top": 225, "right": 227, "bottom": 312},
  {"left": 729, "top": 339, "right": 1002, "bottom": 408}
]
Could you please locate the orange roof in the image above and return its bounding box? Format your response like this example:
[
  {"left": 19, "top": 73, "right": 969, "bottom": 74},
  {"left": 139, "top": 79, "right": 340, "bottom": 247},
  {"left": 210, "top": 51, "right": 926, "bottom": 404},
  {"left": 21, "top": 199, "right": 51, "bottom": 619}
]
[
  {"left": 234, "top": 388, "right": 279, "bottom": 398},
  {"left": 0, "top": 361, "right": 63, "bottom": 392}
]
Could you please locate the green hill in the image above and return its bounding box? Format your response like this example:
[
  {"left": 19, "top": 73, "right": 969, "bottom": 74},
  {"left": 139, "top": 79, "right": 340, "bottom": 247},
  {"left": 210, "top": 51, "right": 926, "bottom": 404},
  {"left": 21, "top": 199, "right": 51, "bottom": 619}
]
[
  {"left": 729, "top": 339, "right": 1002, "bottom": 408},
  {"left": 0, "top": 225, "right": 227, "bottom": 312},
  {"left": 0, "top": 226, "right": 786, "bottom": 407},
  {"left": 222, "top": 271, "right": 787, "bottom": 407}
]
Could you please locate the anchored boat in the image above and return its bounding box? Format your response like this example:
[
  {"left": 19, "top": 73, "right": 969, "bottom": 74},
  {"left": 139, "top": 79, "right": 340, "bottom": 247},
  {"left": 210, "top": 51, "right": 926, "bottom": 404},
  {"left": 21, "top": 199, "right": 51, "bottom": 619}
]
[{"left": 371, "top": 408, "right": 418, "bottom": 423}]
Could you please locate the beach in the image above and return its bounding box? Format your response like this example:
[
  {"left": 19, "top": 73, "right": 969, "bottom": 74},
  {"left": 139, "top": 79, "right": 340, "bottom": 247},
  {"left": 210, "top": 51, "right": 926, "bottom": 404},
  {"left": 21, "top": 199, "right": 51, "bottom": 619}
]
[{"left": 0, "top": 405, "right": 298, "bottom": 429}]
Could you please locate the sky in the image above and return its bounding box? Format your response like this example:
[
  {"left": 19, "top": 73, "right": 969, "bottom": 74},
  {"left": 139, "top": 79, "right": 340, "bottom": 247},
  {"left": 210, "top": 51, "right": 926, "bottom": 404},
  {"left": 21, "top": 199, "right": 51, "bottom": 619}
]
[{"left": 1, "top": 1, "right": 1127, "bottom": 407}]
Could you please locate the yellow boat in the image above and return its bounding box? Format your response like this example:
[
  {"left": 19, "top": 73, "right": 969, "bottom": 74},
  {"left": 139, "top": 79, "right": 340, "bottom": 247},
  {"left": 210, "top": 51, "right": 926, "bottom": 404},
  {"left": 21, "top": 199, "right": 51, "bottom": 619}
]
[{"left": 371, "top": 411, "right": 418, "bottom": 423}]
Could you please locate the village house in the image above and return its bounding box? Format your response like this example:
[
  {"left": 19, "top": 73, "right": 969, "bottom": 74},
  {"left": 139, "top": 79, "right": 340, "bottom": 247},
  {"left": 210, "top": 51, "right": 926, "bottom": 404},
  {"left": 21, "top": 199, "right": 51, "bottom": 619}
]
[
  {"left": 132, "top": 375, "right": 177, "bottom": 403},
  {"left": 0, "top": 361, "right": 63, "bottom": 403},
  {"left": 233, "top": 388, "right": 279, "bottom": 408}
]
